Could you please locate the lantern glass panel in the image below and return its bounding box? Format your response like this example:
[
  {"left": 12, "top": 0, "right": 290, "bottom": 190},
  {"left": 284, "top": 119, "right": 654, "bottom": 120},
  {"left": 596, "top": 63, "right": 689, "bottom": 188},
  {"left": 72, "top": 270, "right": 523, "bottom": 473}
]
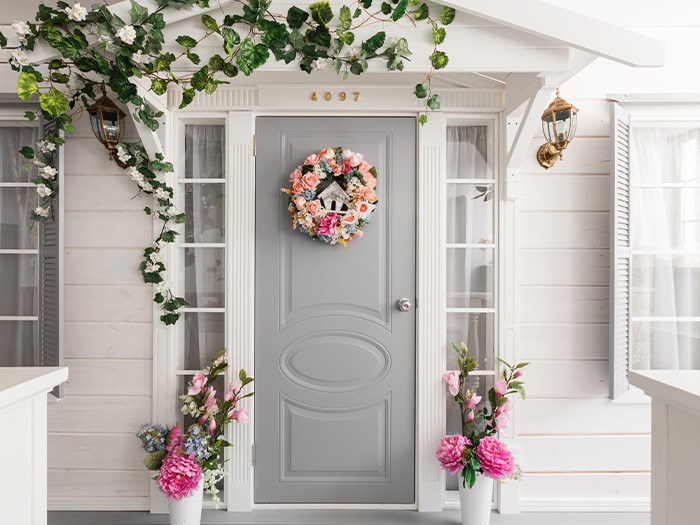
[
  {"left": 102, "top": 110, "right": 121, "bottom": 142},
  {"left": 90, "top": 113, "right": 106, "bottom": 143}
]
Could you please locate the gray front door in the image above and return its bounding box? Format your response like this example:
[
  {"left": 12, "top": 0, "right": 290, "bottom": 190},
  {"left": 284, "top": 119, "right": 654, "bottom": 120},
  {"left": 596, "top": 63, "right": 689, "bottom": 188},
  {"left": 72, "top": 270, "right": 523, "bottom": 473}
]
[{"left": 254, "top": 117, "right": 416, "bottom": 504}]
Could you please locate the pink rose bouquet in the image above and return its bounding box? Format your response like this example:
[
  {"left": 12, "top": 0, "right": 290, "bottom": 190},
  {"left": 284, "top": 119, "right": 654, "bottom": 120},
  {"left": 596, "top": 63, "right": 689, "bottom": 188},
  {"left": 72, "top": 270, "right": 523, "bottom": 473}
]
[
  {"left": 435, "top": 341, "right": 528, "bottom": 488},
  {"left": 136, "top": 352, "right": 254, "bottom": 506}
]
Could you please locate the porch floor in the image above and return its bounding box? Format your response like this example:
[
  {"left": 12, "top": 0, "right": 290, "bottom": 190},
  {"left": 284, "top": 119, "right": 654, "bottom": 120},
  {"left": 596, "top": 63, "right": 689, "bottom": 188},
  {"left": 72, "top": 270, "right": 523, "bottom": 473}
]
[{"left": 48, "top": 510, "right": 650, "bottom": 525}]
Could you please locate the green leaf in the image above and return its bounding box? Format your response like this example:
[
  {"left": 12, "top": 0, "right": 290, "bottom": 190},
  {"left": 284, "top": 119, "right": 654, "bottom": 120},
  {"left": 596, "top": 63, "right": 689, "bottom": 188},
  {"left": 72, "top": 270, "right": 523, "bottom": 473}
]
[
  {"left": 431, "top": 23, "right": 446, "bottom": 45},
  {"left": 129, "top": 0, "right": 149, "bottom": 24},
  {"left": 413, "top": 83, "right": 428, "bottom": 99},
  {"left": 186, "top": 51, "right": 201, "bottom": 65},
  {"left": 391, "top": 0, "right": 408, "bottom": 21},
  {"left": 427, "top": 94, "right": 441, "bottom": 110},
  {"left": 440, "top": 6, "right": 456, "bottom": 25},
  {"left": 287, "top": 6, "right": 309, "bottom": 29},
  {"left": 154, "top": 52, "right": 176, "bottom": 71},
  {"left": 418, "top": 114, "right": 428, "bottom": 126},
  {"left": 17, "top": 72, "right": 38, "bottom": 101},
  {"left": 353, "top": 7, "right": 362, "bottom": 18},
  {"left": 339, "top": 5, "right": 352, "bottom": 29},
  {"left": 24, "top": 111, "right": 36, "bottom": 121},
  {"left": 338, "top": 31, "right": 355, "bottom": 45},
  {"left": 19, "top": 146, "right": 35, "bottom": 159},
  {"left": 362, "top": 31, "right": 385, "bottom": 54},
  {"left": 176, "top": 35, "right": 197, "bottom": 48},
  {"left": 380, "top": 2, "right": 392, "bottom": 15},
  {"left": 221, "top": 27, "right": 240, "bottom": 56},
  {"left": 0, "top": 31, "right": 7, "bottom": 48},
  {"left": 161, "top": 312, "right": 180, "bottom": 325},
  {"left": 237, "top": 39, "right": 269, "bottom": 75},
  {"left": 360, "top": 0, "right": 372, "bottom": 8},
  {"left": 143, "top": 450, "right": 166, "bottom": 471},
  {"left": 201, "top": 14, "right": 220, "bottom": 34},
  {"left": 309, "top": 1, "right": 334, "bottom": 28},
  {"left": 414, "top": 3, "right": 429, "bottom": 21},
  {"left": 430, "top": 50, "right": 449, "bottom": 69},
  {"left": 150, "top": 78, "right": 167, "bottom": 95},
  {"left": 39, "top": 88, "right": 70, "bottom": 118}
]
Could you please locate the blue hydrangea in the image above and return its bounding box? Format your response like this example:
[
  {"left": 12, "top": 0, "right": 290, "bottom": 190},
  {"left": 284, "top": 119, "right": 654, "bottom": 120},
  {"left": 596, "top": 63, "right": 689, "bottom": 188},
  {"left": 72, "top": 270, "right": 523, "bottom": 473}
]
[
  {"left": 318, "top": 159, "right": 332, "bottom": 175},
  {"left": 316, "top": 235, "right": 333, "bottom": 243},
  {"left": 183, "top": 424, "right": 211, "bottom": 462},
  {"left": 335, "top": 154, "right": 343, "bottom": 165},
  {"left": 345, "top": 223, "right": 358, "bottom": 235},
  {"left": 136, "top": 424, "right": 168, "bottom": 453},
  {"left": 301, "top": 190, "right": 316, "bottom": 200}
]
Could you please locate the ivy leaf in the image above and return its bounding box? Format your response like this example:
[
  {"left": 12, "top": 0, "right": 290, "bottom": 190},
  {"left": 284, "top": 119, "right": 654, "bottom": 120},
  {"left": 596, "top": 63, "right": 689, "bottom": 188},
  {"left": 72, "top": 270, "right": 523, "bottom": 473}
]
[
  {"left": 339, "top": 5, "right": 352, "bottom": 30},
  {"left": 360, "top": 0, "right": 372, "bottom": 8},
  {"left": 418, "top": 113, "right": 428, "bottom": 126},
  {"left": 353, "top": 7, "right": 362, "bottom": 18},
  {"left": 362, "top": 31, "right": 385, "bottom": 55},
  {"left": 17, "top": 72, "right": 38, "bottom": 101},
  {"left": 19, "top": 146, "right": 35, "bottom": 159},
  {"left": 440, "top": 6, "right": 456, "bottom": 25},
  {"left": 24, "top": 111, "right": 36, "bottom": 121},
  {"left": 309, "top": 1, "right": 334, "bottom": 28},
  {"left": 413, "top": 83, "right": 428, "bottom": 99},
  {"left": 237, "top": 39, "right": 269, "bottom": 76},
  {"left": 430, "top": 50, "right": 449, "bottom": 69},
  {"left": 391, "top": 0, "right": 408, "bottom": 21},
  {"left": 432, "top": 23, "right": 446, "bottom": 45},
  {"left": 380, "top": 2, "right": 392, "bottom": 15},
  {"left": 209, "top": 54, "right": 225, "bottom": 71},
  {"left": 151, "top": 78, "right": 167, "bottom": 95},
  {"left": 161, "top": 313, "right": 180, "bottom": 325},
  {"left": 176, "top": 35, "right": 197, "bottom": 48},
  {"left": 287, "top": 6, "right": 309, "bottom": 29},
  {"left": 129, "top": 0, "right": 149, "bottom": 25},
  {"left": 39, "top": 88, "right": 70, "bottom": 118},
  {"left": 0, "top": 31, "right": 6, "bottom": 48},
  {"left": 179, "top": 88, "right": 195, "bottom": 109},
  {"left": 187, "top": 51, "right": 201, "bottom": 65},
  {"left": 414, "top": 3, "right": 429, "bottom": 21},
  {"left": 427, "top": 94, "right": 441, "bottom": 110},
  {"left": 201, "top": 14, "right": 220, "bottom": 34},
  {"left": 338, "top": 31, "right": 354, "bottom": 45},
  {"left": 221, "top": 27, "right": 240, "bottom": 56},
  {"left": 222, "top": 63, "right": 239, "bottom": 77}
]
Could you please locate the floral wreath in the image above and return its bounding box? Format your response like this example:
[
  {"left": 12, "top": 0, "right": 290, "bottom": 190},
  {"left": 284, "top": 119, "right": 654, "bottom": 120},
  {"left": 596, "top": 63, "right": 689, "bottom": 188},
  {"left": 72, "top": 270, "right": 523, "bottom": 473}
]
[{"left": 281, "top": 147, "right": 379, "bottom": 246}]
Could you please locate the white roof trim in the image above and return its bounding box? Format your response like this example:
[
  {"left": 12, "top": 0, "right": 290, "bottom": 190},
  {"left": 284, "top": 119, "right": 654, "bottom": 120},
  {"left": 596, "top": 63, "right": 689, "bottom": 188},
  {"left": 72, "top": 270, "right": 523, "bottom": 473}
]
[{"left": 439, "top": 0, "right": 664, "bottom": 68}]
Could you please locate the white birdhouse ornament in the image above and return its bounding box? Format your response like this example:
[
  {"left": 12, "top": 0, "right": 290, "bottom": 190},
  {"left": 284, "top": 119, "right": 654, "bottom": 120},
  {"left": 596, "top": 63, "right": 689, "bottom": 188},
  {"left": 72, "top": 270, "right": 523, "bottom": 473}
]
[{"left": 317, "top": 181, "right": 349, "bottom": 215}]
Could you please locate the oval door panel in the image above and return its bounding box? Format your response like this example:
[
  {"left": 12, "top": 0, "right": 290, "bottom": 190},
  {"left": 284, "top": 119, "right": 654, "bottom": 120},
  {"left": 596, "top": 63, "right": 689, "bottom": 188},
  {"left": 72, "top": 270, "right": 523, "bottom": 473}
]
[{"left": 279, "top": 331, "right": 392, "bottom": 393}]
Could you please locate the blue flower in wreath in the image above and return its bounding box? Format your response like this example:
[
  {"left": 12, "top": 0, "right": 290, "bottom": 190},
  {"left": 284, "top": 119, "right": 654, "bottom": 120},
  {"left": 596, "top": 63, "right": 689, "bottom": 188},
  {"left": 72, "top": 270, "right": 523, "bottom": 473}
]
[
  {"left": 345, "top": 223, "right": 358, "bottom": 235},
  {"left": 301, "top": 190, "right": 316, "bottom": 200},
  {"left": 318, "top": 159, "right": 332, "bottom": 175},
  {"left": 316, "top": 234, "right": 333, "bottom": 244}
]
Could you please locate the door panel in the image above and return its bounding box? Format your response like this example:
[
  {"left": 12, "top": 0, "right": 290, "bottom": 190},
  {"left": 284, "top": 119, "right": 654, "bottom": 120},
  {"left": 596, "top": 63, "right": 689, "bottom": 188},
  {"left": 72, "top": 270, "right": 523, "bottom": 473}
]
[{"left": 255, "top": 117, "right": 416, "bottom": 503}]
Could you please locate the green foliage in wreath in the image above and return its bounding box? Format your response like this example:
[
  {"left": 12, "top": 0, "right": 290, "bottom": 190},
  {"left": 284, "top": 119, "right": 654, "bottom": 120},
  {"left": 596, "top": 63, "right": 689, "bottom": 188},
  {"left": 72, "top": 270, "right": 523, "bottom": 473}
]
[{"left": 1, "top": 0, "right": 456, "bottom": 325}]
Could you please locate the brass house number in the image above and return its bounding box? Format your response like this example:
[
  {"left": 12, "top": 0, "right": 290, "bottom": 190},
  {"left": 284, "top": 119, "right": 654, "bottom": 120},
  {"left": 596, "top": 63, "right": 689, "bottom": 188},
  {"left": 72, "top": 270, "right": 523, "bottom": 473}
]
[{"left": 310, "top": 91, "right": 360, "bottom": 102}]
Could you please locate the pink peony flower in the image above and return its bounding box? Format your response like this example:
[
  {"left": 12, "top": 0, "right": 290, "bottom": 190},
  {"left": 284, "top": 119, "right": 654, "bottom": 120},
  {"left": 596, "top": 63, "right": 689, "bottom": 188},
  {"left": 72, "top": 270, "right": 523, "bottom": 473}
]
[
  {"left": 301, "top": 172, "right": 320, "bottom": 189},
  {"left": 166, "top": 426, "right": 182, "bottom": 453},
  {"left": 436, "top": 434, "right": 469, "bottom": 475},
  {"left": 493, "top": 379, "right": 508, "bottom": 397},
  {"left": 188, "top": 373, "right": 206, "bottom": 396},
  {"left": 315, "top": 212, "right": 340, "bottom": 237},
  {"left": 157, "top": 452, "right": 202, "bottom": 500},
  {"left": 228, "top": 407, "right": 249, "bottom": 424},
  {"left": 342, "top": 159, "right": 354, "bottom": 174},
  {"left": 442, "top": 370, "right": 460, "bottom": 397},
  {"left": 474, "top": 436, "right": 515, "bottom": 480},
  {"left": 225, "top": 380, "right": 242, "bottom": 402}
]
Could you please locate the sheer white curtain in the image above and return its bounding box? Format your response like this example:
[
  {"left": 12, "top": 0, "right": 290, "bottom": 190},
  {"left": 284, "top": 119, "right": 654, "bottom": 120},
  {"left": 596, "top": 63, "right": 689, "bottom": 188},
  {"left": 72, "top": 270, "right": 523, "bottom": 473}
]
[
  {"left": 0, "top": 126, "right": 39, "bottom": 366},
  {"left": 630, "top": 126, "right": 700, "bottom": 370},
  {"left": 183, "top": 125, "right": 225, "bottom": 370}
]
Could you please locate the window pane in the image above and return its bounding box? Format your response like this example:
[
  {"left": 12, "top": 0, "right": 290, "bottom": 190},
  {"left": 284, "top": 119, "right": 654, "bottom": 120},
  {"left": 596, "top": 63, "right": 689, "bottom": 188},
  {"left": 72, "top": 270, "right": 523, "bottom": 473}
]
[
  {"left": 183, "top": 313, "right": 225, "bottom": 371},
  {"left": 0, "top": 254, "right": 37, "bottom": 316},
  {"left": 447, "top": 313, "right": 494, "bottom": 371},
  {"left": 184, "top": 125, "right": 225, "bottom": 179},
  {"left": 0, "top": 126, "right": 38, "bottom": 183},
  {"left": 631, "top": 254, "right": 700, "bottom": 318},
  {"left": 447, "top": 184, "right": 494, "bottom": 244},
  {"left": 631, "top": 188, "right": 700, "bottom": 250},
  {"left": 0, "top": 187, "right": 37, "bottom": 249},
  {"left": 631, "top": 127, "right": 700, "bottom": 185},
  {"left": 184, "top": 183, "right": 225, "bottom": 244},
  {"left": 0, "top": 320, "right": 37, "bottom": 366},
  {"left": 446, "top": 248, "right": 494, "bottom": 309},
  {"left": 445, "top": 375, "right": 493, "bottom": 490},
  {"left": 184, "top": 248, "right": 225, "bottom": 308},
  {"left": 447, "top": 125, "right": 493, "bottom": 179},
  {"left": 631, "top": 321, "right": 700, "bottom": 370}
]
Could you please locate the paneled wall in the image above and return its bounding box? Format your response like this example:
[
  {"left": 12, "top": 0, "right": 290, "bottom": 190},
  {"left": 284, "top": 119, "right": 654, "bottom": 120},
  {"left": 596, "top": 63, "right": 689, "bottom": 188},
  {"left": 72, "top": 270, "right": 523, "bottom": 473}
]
[
  {"left": 48, "top": 114, "right": 152, "bottom": 510},
  {"left": 515, "top": 0, "right": 700, "bottom": 510}
]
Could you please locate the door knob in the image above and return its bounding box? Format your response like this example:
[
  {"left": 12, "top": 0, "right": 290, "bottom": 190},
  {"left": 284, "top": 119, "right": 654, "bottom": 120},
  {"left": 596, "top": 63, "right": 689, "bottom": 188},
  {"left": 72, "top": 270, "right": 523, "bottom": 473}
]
[{"left": 396, "top": 298, "right": 412, "bottom": 312}]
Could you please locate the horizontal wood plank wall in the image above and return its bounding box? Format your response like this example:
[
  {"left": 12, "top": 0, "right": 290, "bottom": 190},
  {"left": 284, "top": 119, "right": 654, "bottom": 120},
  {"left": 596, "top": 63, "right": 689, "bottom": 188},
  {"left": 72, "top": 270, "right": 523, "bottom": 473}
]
[
  {"left": 511, "top": 3, "right": 700, "bottom": 504},
  {"left": 48, "top": 113, "right": 152, "bottom": 511}
]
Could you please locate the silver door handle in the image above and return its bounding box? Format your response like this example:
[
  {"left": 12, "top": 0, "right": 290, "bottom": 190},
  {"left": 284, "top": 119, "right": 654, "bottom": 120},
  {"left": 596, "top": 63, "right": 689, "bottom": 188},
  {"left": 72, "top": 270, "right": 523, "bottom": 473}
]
[{"left": 396, "top": 298, "right": 412, "bottom": 312}]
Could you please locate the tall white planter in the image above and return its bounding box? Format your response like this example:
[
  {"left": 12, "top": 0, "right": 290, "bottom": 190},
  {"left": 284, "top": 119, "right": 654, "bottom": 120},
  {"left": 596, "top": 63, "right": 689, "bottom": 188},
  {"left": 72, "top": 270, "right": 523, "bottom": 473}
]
[
  {"left": 458, "top": 474, "right": 494, "bottom": 525},
  {"left": 168, "top": 481, "right": 203, "bottom": 525}
]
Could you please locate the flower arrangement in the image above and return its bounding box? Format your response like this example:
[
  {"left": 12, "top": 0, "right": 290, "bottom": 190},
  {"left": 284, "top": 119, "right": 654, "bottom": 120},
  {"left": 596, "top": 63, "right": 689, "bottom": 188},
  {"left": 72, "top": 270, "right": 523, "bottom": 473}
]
[
  {"left": 136, "top": 353, "right": 253, "bottom": 506},
  {"left": 281, "top": 147, "right": 378, "bottom": 246},
  {"left": 436, "top": 341, "right": 528, "bottom": 488}
]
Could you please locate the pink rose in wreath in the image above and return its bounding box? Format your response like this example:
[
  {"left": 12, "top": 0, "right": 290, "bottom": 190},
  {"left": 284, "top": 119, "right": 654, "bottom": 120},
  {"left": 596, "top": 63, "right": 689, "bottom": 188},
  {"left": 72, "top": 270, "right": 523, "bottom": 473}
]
[
  {"left": 315, "top": 212, "right": 340, "bottom": 237},
  {"left": 292, "top": 180, "right": 305, "bottom": 195},
  {"left": 306, "top": 200, "right": 321, "bottom": 216},
  {"left": 157, "top": 451, "right": 202, "bottom": 500},
  {"left": 301, "top": 172, "right": 320, "bottom": 190},
  {"left": 290, "top": 168, "right": 303, "bottom": 182},
  {"left": 474, "top": 436, "right": 515, "bottom": 480},
  {"left": 305, "top": 153, "right": 322, "bottom": 165}
]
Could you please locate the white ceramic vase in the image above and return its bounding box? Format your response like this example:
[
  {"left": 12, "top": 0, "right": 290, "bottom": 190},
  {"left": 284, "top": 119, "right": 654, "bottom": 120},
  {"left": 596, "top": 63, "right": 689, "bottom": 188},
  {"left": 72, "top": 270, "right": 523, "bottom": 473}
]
[
  {"left": 168, "top": 481, "right": 204, "bottom": 525},
  {"left": 458, "top": 474, "right": 494, "bottom": 525}
]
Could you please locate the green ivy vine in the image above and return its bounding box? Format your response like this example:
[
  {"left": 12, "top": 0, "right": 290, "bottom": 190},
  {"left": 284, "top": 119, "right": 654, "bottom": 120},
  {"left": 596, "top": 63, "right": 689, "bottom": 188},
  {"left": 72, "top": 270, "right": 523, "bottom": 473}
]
[{"left": 1, "top": 0, "right": 456, "bottom": 325}]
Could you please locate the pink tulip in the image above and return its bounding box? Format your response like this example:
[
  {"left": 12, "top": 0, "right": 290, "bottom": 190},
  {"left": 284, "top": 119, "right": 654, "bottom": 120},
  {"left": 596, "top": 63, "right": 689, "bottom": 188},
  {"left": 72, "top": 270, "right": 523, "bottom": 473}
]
[
  {"left": 467, "top": 410, "right": 475, "bottom": 423},
  {"left": 466, "top": 391, "right": 482, "bottom": 409},
  {"left": 229, "top": 408, "right": 249, "bottom": 424},
  {"left": 442, "top": 370, "right": 460, "bottom": 397},
  {"left": 225, "top": 380, "right": 242, "bottom": 402},
  {"left": 496, "top": 399, "right": 511, "bottom": 416},
  {"left": 209, "top": 419, "right": 217, "bottom": 434},
  {"left": 493, "top": 379, "right": 508, "bottom": 397},
  {"left": 188, "top": 373, "right": 206, "bottom": 396}
]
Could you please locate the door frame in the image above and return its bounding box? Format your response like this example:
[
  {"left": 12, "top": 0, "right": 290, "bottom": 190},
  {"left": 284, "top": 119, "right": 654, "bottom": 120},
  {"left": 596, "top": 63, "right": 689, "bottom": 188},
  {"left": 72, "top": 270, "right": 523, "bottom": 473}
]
[{"left": 155, "top": 84, "right": 508, "bottom": 513}]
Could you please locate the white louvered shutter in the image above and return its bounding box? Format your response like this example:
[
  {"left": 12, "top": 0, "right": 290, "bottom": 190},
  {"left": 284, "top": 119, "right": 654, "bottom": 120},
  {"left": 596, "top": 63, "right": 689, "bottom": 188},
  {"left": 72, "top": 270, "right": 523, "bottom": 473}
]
[
  {"left": 609, "top": 103, "right": 631, "bottom": 399},
  {"left": 39, "top": 121, "right": 64, "bottom": 398}
]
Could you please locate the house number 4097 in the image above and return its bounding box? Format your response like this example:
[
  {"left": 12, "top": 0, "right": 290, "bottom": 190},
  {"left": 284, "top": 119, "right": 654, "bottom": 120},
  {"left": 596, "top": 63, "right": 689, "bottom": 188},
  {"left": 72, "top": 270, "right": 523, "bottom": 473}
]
[{"left": 310, "top": 91, "right": 360, "bottom": 102}]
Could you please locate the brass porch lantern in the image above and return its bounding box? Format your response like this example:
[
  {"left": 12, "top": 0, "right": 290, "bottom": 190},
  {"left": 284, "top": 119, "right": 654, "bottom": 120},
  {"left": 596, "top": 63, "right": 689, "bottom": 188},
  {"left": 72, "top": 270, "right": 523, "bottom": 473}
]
[
  {"left": 88, "top": 83, "right": 126, "bottom": 165},
  {"left": 536, "top": 89, "right": 578, "bottom": 169}
]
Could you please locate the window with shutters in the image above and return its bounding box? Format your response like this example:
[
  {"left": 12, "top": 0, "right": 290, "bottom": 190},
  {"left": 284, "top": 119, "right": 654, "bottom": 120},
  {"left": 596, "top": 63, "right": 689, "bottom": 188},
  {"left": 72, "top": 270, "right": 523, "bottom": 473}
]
[
  {"left": 0, "top": 118, "right": 63, "bottom": 395},
  {"left": 610, "top": 102, "right": 700, "bottom": 399}
]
